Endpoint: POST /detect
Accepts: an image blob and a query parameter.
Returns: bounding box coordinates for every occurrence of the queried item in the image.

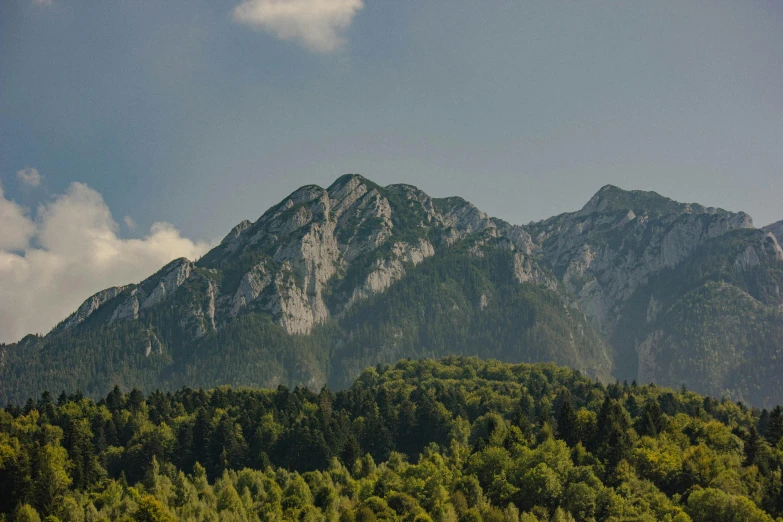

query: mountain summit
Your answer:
[2,176,782,406]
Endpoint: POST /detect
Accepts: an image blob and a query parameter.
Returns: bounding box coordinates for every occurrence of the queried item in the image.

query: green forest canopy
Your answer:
[2,356,783,521]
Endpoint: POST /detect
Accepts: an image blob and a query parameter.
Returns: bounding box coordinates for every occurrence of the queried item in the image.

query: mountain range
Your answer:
[1,174,782,406]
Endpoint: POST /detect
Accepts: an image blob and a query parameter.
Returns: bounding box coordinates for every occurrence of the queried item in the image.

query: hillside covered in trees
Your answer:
[2,357,783,521]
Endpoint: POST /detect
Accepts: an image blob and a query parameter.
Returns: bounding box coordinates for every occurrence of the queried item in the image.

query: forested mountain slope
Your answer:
[1,175,781,406]
[2,358,783,521]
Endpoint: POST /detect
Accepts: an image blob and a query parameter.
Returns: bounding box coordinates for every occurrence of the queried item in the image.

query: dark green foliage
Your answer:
[1,357,782,520]
[766,406,783,446]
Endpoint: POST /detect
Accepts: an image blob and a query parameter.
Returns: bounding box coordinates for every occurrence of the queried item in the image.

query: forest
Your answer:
[1,356,782,521]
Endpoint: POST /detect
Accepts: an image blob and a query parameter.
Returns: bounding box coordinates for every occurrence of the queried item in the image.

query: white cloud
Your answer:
[0,182,213,344]
[16,167,42,187]
[0,183,36,251]
[232,0,363,53]
[124,215,136,229]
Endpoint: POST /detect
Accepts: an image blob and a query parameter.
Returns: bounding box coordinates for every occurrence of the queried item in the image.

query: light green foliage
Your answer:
[687,488,774,522]
[0,357,781,521]
[14,505,42,522]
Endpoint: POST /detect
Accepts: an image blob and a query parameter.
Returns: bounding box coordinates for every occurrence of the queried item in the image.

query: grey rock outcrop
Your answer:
[531,187,754,336]
[347,239,435,308]
[57,285,130,331]
[109,258,194,323]
[763,220,783,244]
[762,231,783,261]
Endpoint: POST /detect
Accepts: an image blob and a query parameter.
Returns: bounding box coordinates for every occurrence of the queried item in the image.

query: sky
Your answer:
[1,0,782,342]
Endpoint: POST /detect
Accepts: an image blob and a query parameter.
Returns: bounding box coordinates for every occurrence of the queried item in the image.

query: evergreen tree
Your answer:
[764,405,783,445]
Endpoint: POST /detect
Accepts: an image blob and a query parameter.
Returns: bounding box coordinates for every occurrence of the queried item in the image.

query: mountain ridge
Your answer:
[2,174,781,406]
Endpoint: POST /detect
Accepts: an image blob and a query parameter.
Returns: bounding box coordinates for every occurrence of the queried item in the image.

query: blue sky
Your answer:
[1,0,782,341]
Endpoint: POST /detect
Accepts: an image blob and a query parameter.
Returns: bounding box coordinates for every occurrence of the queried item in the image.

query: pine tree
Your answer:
[765,405,783,445]
[32,444,72,516]
[557,400,578,446]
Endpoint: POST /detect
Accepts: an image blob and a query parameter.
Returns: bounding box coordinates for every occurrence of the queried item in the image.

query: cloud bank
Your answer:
[0,181,212,344]
[232,0,363,53]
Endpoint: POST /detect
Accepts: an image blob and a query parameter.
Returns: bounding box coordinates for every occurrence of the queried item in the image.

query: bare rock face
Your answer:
[268,265,318,335]
[763,220,783,245]
[182,175,534,335]
[734,245,761,271]
[646,296,662,324]
[230,264,271,316]
[141,259,193,310]
[513,251,557,291]
[506,226,535,255]
[57,285,130,331]
[762,231,783,261]
[108,258,194,323]
[111,289,140,321]
[220,220,252,256]
[347,239,436,308]
[143,330,163,357]
[532,187,755,337]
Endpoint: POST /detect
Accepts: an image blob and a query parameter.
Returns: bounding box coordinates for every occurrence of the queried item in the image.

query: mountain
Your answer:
[1,175,782,406]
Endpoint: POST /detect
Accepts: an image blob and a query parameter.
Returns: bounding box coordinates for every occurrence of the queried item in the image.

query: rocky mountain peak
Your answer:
[54,176,767,342]
[5,175,783,407]
[578,184,708,219]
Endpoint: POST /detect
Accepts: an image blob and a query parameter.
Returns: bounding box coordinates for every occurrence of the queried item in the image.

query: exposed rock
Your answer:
[63,179,761,343]
[437,198,497,244]
[144,330,162,357]
[111,289,140,321]
[533,197,754,337]
[58,285,129,331]
[762,232,783,261]
[347,239,435,308]
[219,219,251,255]
[763,220,783,244]
[734,245,761,271]
[230,263,272,316]
[513,251,557,291]
[140,259,192,310]
[506,226,535,255]
[268,265,317,335]
[330,174,370,219]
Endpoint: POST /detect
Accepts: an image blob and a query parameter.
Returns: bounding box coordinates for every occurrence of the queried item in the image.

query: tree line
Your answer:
[2,356,783,521]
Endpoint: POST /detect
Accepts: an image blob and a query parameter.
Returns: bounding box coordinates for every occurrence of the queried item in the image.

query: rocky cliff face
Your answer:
[52,176,782,352]
[4,175,782,406]
[763,220,783,246]
[59,175,545,338]
[530,185,757,337]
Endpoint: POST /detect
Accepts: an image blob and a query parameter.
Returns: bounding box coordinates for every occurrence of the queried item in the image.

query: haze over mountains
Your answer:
[2,174,781,406]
